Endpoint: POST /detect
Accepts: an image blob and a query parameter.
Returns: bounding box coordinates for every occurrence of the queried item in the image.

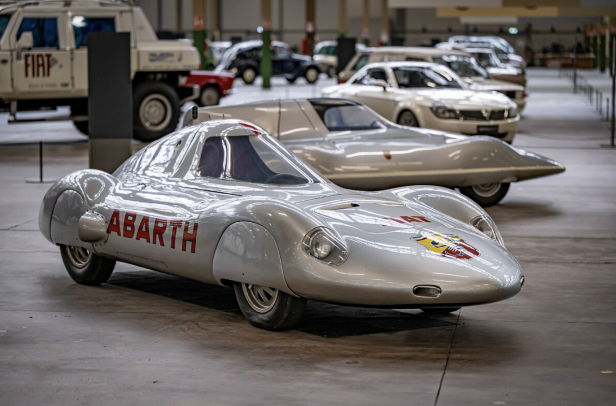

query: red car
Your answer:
[185,70,235,106]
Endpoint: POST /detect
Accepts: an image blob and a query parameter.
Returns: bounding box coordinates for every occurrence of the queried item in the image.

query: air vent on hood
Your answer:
[319,203,360,211]
[413,285,442,298]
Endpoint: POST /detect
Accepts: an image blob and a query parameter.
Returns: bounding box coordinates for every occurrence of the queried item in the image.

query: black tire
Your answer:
[241,67,257,84]
[459,182,510,207]
[234,282,307,331]
[133,82,180,142]
[305,67,319,84]
[286,77,297,84]
[60,245,116,286]
[74,121,89,135]
[397,110,419,127]
[197,85,221,107]
[421,307,461,315]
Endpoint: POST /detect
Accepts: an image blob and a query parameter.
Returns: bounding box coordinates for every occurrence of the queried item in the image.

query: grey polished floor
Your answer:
[1,69,615,405]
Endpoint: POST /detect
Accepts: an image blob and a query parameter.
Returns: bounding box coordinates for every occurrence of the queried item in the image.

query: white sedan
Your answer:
[322,62,519,143]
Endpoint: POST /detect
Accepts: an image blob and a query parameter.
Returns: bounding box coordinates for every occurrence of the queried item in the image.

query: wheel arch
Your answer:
[211,221,298,297]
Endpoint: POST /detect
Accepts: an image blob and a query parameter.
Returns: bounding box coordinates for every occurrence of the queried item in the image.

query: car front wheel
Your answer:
[305,67,319,84]
[241,67,257,84]
[60,245,116,285]
[459,182,510,207]
[234,282,307,331]
[198,85,221,106]
[397,110,419,127]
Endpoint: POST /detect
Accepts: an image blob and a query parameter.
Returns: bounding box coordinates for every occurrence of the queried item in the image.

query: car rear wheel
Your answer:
[305,67,319,84]
[60,245,116,286]
[421,307,461,315]
[234,282,307,331]
[397,110,419,127]
[242,67,257,84]
[460,182,510,207]
[198,85,221,106]
[133,82,180,142]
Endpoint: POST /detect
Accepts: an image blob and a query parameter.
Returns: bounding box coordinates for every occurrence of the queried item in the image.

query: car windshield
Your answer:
[197,134,321,185]
[472,51,500,68]
[351,54,370,71]
[432,55,488,79]
[315,44,336,55]
[0,15,11,42]
[312,103,386,132]
[392,66,466,89]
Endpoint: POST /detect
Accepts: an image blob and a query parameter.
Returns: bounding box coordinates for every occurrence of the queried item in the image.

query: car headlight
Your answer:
[506,104,518,119]
[431,102,460,119]
[470,215,505,247]
[302,227,348,266]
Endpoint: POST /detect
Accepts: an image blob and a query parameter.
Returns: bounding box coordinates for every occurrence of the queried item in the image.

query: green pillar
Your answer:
[261,0,272,89]
[592,35,598,69]
[193,0,206,69]
[599,27,606,72]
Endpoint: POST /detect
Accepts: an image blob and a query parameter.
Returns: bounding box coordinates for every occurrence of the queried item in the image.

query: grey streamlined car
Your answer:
[182,99,564,207]
[39,120,524,331]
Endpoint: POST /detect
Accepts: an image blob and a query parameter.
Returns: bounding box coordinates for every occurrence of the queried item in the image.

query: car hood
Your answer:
[411,88,514,110]
[467,78,524,92]
[295,194,524,304]
[487,66,523,76]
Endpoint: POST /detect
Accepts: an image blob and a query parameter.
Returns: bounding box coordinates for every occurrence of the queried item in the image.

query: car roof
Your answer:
[360,46,469,57]
[464,47,496,54]
[1,0,130,13]
[360,61,440,69]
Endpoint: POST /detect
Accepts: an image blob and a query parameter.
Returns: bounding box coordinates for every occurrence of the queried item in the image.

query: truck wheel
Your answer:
[60,245,116,286]
[133,82,180,142]
[459,183,510,207]
[241,67,257,84]
[234,282,307,331]
[198,85,221,106]
[305,67,319,84]
[74,121,89,136]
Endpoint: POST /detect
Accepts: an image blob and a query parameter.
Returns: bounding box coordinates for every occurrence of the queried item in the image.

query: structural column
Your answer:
[600,21,606,73]
[177,0,183,35]
[338,0,346,38]
[362,0,370,46]
[305,0,315,56]
[261,0,272,89]
[211,0,220,41]
[380,0,388,46]
[193,0,206,69]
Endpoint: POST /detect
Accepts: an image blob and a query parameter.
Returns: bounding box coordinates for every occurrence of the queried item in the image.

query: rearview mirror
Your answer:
[370,79,388,90]
[16,32,33,50]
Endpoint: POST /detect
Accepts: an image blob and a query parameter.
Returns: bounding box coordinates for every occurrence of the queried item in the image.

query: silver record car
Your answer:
[39,120,524,331]
[182,99,565,207]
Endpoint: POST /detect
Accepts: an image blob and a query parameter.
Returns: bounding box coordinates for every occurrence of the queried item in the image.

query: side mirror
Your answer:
[370,79,388,90]
[16,32,33,50]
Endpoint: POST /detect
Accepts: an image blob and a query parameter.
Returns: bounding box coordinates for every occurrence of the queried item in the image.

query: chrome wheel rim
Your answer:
[243,69,256,83]
[306,68,318,82]
[472,183,502,198]
[200,88,219,106]
[242,283,279,313]
[398,112,417,127]
[66,246,92,268]
[139,93,172,131]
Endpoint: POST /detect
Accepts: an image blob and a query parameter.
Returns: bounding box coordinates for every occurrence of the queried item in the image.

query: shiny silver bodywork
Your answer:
[183,100,564,191]
[40,120,524,308]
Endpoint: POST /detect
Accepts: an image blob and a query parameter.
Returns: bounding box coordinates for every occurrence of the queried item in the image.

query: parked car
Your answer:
[428,52,526,111]
[39,119,525,331]
[447,36,526,71]
[325,62,520,143]
[338,47,525,110]
[215,40,320,84]
[205,40,232,69]
[182,100,565,206]
[185,70,235,106]
[313,40,366,78]
[0,0,200,141]
[462,47,527,87]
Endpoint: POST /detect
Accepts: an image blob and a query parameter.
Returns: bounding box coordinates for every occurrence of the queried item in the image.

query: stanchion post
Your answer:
[26,141,56,184]
[611,39,615,146]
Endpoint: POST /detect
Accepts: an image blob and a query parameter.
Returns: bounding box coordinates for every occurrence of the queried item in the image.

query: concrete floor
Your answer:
[1,69,615,405]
